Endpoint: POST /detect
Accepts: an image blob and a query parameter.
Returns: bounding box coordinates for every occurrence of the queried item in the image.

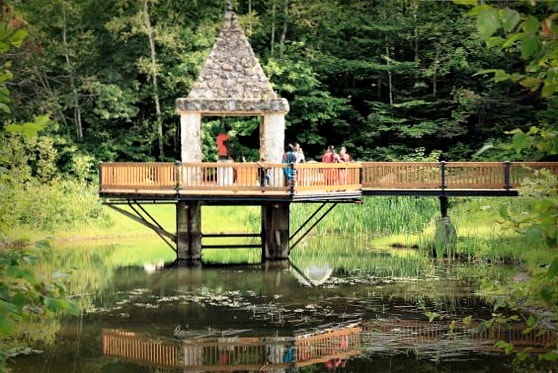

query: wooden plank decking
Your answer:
[99,161,558,201]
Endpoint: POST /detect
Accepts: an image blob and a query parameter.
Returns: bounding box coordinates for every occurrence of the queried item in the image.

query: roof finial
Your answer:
[225,0,233,13]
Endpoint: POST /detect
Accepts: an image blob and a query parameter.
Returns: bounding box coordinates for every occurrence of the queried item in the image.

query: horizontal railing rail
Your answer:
[99,161,363,195]
[99,161,558,196]
[361,161,558,191]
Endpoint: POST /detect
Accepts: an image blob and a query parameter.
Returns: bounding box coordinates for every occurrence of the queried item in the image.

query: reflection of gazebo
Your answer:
[292,264,334,286]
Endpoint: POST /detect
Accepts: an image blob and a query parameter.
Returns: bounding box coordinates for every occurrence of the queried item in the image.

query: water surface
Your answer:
[8,244,555,373]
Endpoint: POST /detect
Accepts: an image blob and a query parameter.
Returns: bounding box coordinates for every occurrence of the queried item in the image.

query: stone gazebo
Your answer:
[175,8,290,262]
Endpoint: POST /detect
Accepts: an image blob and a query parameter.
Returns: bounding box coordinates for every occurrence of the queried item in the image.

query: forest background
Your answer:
[1,0,556,173]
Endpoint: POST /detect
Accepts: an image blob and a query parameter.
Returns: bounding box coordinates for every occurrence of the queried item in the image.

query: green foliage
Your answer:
[460,1,558,98]
[0,17,27,114]
[0,242,78,371]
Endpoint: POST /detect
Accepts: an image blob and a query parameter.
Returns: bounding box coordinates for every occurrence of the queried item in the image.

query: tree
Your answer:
[456,0,558,362]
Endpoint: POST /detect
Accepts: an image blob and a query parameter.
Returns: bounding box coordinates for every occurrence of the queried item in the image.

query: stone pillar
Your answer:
[180,112,202,162]
[176,201,202,262]
[260,114,285,163]
[180,113,202,186]
[261,203,290,260]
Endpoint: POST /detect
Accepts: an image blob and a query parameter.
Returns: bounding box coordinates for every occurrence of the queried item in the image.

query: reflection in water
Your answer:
[291,263,334,287]
[9,250,557,372]
[102,318,555,372]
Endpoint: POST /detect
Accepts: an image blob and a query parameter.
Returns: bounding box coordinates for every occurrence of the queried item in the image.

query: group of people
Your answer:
[282,143,351,165]
[321,145,350,163]
[277,143,352,187]
[257,143,352,187]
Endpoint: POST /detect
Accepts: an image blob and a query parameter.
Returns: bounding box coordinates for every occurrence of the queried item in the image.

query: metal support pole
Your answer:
[98,161,103,193]
[439,196,449,218]
[440,161,446,192]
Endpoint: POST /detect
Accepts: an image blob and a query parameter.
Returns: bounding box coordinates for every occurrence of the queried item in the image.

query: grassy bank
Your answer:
[3,181,551,268]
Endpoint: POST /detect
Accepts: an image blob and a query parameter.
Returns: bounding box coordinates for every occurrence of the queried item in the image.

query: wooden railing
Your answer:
[361,161,558,190]
[99,161,558,196]
[99,161,361,195]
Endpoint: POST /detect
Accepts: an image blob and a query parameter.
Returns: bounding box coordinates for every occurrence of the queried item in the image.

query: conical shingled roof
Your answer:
[176,11,288,115]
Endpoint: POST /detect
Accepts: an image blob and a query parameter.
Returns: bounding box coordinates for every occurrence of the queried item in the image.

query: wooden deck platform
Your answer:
[99,161,558,202]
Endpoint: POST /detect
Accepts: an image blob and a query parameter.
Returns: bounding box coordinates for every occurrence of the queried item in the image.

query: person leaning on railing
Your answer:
[257,158,270,187]
[282,144,297,186]
[338,146,350,185]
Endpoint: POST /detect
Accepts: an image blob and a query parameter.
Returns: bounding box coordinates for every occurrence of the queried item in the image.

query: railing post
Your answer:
[289,162,296,195]
[440,161,446,192]
[359,163,363,188]
[175,160,181,193]
[503,160,511,191]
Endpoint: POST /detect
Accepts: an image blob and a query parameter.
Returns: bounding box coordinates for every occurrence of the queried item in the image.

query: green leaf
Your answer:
[424,311,441,322]
[541,81,558,98]
[502,32,524,48]
[539,351,558,361]
[453,0,478,5]
[494,341,514,354]
[522,15,540,35]
[501,8,520,32]
[520,36,539,59]
[546,257,558,278]
[9,29,28,47]
[511,131,530,153]
[519,76,542,91]
[477,7,501,39]
[6,266,38,285]
[539,288,553,303]
[43,297,78,316]
[0,316,14,337]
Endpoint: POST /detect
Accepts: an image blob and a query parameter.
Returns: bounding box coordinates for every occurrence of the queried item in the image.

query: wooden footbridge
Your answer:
[99,161,557,261]
[98,3,558,262]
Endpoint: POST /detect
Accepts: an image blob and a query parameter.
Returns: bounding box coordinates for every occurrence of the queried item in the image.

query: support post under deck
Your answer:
[176,201,201,262]
[261,203,290,260]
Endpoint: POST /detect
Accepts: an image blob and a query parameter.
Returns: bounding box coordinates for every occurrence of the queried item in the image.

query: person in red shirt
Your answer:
[216,133,230,160]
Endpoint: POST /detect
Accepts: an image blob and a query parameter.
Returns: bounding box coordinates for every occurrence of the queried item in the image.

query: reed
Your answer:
[290,196,438,236]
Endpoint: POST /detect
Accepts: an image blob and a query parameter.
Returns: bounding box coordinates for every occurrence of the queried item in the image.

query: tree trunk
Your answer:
[62,4,83,140]
[279,0,288,57]
[270,0,276,55]
[143,0,164,160]
[386,43,393,106]
[433,50,439,98]
[412,0,419,62]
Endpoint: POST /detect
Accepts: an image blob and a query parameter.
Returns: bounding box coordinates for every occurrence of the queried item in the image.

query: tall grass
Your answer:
[291,196,438,236]
[5,178,544,267]
[1,179,109,241]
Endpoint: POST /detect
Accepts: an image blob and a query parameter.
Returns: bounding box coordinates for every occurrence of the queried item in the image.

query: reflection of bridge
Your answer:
[102,325,362,371]
[98,161,558,262]
[102,319,556,371]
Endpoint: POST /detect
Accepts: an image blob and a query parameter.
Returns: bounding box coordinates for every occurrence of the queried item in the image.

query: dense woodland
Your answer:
[0,0,556,178]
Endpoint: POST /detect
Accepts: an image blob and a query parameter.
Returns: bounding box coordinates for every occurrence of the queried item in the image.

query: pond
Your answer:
[8,240,556,373]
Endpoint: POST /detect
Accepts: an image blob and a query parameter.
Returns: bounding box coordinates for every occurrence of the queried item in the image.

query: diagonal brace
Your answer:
[106,203,177,252]
[289,203,337,252]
